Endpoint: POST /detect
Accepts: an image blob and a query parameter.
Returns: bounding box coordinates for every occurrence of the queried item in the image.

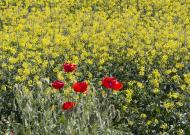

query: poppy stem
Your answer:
[107,89,112,97]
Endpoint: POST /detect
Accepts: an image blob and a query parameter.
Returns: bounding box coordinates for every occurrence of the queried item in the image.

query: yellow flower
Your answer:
[176,102,183,107]
[86,59,93,65]
[163,101,174,111]
[140,113,147,119]
[184,73,190,84]
[160,123,168,130]
[146,120,152,126]
[53,68,59,73]
[2,63,7,68]
[152,69,161,79]
[168,92,180,99]
[137,82,144,89]
[122,105,127,111]
[9,57,18,64]
[175,63,184,69]
[139,66,145,76]
[151,79,159,88]
[161,55,168,64]
[15,76,22,82]
[164,69,172,75]
[34,75,40,81]
[153,88,160,94]
[128,120,134,126]
[125,89,133,103]
[57,72,64,80]
[8,65,14,70]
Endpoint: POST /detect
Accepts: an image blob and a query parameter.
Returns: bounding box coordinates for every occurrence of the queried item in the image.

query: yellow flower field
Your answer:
[0,0,190,134]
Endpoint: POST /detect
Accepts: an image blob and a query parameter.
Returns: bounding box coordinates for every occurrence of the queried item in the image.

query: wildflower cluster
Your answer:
[51,62,123,111]
[1,0,190,134]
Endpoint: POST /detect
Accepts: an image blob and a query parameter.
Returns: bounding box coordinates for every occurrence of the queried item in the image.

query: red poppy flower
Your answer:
[51,80,65,90]
[62,102,76,110]
[102,76,123,91]
[102,77,117,89]
[63,63,77,72]
[72,82,88,93]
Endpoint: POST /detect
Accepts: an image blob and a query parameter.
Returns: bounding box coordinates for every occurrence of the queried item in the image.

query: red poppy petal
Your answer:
[63,63,77,72]
[73,82,88,93]
[102,77,117,89]
[62,102,76,110]
[112,81,123,91]
[52,80,64,89]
